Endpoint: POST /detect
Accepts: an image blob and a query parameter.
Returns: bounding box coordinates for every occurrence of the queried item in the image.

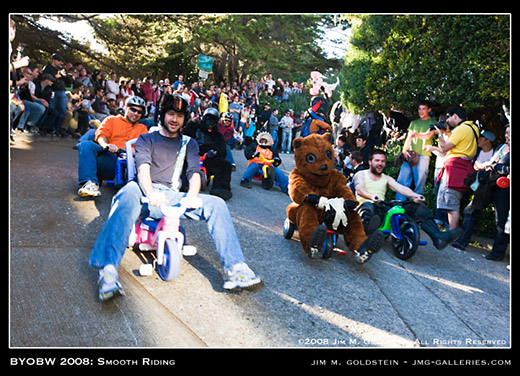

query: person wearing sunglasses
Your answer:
[90,94,263,300]
[77,95,149,198]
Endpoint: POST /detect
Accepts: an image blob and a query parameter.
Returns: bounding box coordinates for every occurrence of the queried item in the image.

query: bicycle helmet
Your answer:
[160,94,190,126]
[125,95,147,116]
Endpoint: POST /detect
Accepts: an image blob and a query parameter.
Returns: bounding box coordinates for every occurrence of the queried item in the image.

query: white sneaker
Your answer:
[98,264,124,301]
[223,262,264,291]
[78,180,101,197]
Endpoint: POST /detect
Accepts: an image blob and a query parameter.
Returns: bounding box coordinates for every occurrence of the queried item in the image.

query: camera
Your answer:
[15,43,31,64]
[429,120,447,131]
[16,43,29,56]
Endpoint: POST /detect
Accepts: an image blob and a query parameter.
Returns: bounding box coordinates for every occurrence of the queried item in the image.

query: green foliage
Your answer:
[258,91,311,117]
[341,15,510,119]
[184,14,342,83]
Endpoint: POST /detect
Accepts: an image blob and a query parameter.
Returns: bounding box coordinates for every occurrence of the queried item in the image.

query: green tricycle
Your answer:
[283,199,426,262]
[376,199,427,260]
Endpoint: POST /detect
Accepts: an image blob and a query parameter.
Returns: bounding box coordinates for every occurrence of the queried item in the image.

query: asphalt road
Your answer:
[10,135,510,351]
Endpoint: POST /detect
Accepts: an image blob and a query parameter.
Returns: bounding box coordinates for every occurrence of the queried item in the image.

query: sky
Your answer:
[37,16,108,54]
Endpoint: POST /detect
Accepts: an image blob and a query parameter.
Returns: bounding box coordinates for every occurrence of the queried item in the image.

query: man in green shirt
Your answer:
[395,100,436,201]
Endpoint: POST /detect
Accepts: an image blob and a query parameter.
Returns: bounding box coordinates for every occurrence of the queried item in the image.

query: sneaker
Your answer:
[354,230,384,264]
[98,264,124,301]
[78,180,101,197]
[240,179,252,188]
[223,262,264,291]
[452,241,465,251]
[308,224,327,259]
[484,253,504,261]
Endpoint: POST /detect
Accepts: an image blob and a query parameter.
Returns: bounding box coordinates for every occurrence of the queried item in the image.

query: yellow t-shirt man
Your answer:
[446,121,479,160]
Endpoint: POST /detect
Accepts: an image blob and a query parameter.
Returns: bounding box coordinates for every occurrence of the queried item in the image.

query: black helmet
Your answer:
[160,94,190,126]
[202,107,220,129]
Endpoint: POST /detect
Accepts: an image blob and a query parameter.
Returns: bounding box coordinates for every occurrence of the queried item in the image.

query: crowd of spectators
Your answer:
[10,18,510,263]
[10,50,307,148]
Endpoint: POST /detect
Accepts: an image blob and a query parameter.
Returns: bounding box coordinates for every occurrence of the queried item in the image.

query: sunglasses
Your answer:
[128,107,144,115]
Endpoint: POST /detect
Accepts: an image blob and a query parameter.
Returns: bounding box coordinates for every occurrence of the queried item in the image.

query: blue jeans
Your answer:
[18,100,46,129]
[48,90,68,131]
[281,129,292,153]
[89,181,246,270]
[270,129,279,150]
[77,140,118,184]
[395,155,430,201]
[241,162,288,193]
[225,144,235,165]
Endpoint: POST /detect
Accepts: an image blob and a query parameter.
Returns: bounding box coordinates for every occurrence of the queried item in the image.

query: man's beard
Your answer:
[370,165,383,175]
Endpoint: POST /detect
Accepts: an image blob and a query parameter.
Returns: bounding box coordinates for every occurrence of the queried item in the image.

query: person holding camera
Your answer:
[409,114,451,230]
[395,100,437,201]
[433,106,479,231]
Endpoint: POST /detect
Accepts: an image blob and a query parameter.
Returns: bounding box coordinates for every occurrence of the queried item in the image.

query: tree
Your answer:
[12,14,342,84]
[341,15,510,137]
[10,14,116,72]
[169,14,342,83]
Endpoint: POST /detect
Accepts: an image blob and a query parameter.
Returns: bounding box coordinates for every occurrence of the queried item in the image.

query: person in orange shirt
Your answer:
[77,96,148,197]
[239,132,288,193]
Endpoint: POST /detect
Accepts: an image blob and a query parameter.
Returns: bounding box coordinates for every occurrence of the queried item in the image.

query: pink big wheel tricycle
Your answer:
[128,198,197,281]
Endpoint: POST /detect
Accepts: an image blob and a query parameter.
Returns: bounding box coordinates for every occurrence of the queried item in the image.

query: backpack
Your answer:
[301,111,325,137]
[300,117,313,137]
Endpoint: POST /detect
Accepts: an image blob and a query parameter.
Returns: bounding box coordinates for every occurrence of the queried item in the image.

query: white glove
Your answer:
[320,197,348,230]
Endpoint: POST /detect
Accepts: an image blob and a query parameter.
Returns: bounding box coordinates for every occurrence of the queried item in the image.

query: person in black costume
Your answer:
[183,108,233,201]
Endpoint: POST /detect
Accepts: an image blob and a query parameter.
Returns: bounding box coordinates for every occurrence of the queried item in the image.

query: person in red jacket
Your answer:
[140,76,155,109]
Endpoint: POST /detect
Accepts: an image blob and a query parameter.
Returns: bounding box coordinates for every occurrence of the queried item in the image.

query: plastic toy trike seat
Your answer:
[128,199,197,281]
[104,138,138,188]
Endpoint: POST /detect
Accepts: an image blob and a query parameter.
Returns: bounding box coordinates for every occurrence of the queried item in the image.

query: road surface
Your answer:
[10,135,510,352]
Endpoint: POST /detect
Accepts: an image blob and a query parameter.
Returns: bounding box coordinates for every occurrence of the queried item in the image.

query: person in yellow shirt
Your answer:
[77,96,148,197]
[433,106,479,230]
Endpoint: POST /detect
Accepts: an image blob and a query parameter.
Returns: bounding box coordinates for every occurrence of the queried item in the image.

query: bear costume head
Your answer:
[292,133,335,188]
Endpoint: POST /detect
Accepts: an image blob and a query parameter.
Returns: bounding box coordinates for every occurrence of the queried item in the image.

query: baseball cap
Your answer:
[480,130,496,142]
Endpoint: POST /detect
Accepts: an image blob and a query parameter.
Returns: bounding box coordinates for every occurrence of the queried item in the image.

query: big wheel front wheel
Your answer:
[158,238,182,281]
[391,216,420,260]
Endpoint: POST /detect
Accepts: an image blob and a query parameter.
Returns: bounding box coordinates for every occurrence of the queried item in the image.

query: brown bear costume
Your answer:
[286,133,383,262]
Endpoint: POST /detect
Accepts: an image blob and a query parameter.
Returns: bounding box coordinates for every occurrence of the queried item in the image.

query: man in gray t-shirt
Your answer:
[134,131,200,191]
[89,94,263,301]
